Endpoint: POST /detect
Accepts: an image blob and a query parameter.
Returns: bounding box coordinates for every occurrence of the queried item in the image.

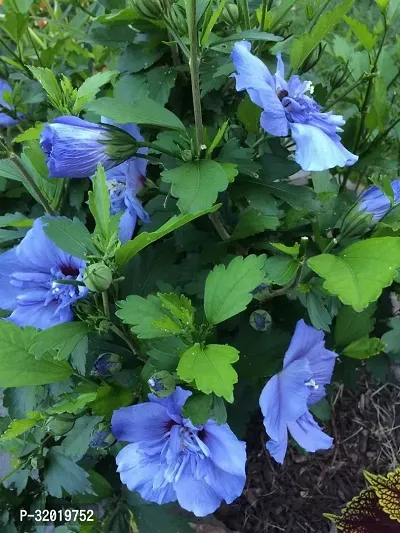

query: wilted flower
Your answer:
[103,122,150,243]
[260,319,337,464]
[0,217,88,329]
[40,116,139,178]
[231,41,358,172]
[112,386,246,517]
[0,80,21,127]
[358,180,400,222]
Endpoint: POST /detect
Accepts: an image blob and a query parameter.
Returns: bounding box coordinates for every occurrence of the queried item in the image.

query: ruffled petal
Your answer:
[116,443,176,504]
[266,430,288,464]
[174,473,221,517]
[290,123,358,172]
[111,403,170,443]
[260,108,289,137]
[203,421,246,477]
[287,410,333,453]
[260,359,311,442]
[0,249,21,310]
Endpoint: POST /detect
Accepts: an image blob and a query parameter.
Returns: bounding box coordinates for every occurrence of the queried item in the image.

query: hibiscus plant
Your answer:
[0,0,399,531]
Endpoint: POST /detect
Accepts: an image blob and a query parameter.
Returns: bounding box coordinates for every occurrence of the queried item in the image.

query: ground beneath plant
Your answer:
[212,378,400,533]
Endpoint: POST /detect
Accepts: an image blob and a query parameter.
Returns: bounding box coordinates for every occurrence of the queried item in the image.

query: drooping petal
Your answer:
[203,421,246,477]
[0,249,21,310]
[111,403,170,443]
[231,41,275,108]
[266,430,288,465]
[116,443,176,504]
[290,122,359,172]
[203,461,246,504]
[174,472,222,517]
[358,185,392,222]
[287,410,333,453]
[260,359,311,442]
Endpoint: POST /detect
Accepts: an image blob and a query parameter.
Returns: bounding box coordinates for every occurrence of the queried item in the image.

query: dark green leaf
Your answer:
[334,304,376,346]
[182,393,213,425]
[43,217,97,260]
[30,322,89,361]
[44,448,94,498]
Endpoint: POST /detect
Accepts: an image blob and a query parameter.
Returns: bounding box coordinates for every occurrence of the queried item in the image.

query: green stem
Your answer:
[10,154,56,216]
[353,14,387,154]
[102,291,110,319]
[110,324,146,362]
[138,141,180,160]
[209,211,230,240]
[241,0,251,30]
[323,75,370,111]
[359,115,400,160]
[307,0,332,33]
[259,0,268,32]
[186,0,204,154]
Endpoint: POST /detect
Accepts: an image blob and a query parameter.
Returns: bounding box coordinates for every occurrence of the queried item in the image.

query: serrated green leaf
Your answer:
[115,205,220,266]
[344,16,377,51]
[157,293,195,326]
[44,448,94,498]
[60,416,103,461]
[48,393,98,414]
[259,180,320,211]
[343,337,386,359]
[12,124,43,143]
[148,337,187,371]
[73,71,119,113]
[306,290,332,332]
[146,67,177,107]
[91,383,132,417]
[161,160,229,214]
[89,163,111,242]
[30,322,89,361]
[127,493,192,533]
[86,97,185,131]
[308,238,400,311]
[0,416,41,441]
[29,66,62,108]
[43,217,97,260]
[182,393,213,425]
[178,343,239,402]
[264,255,299,285]
[334,304,376,346]
[0,322,73,387]
[117,295,177,338]
[290,0,354,70]
[204,254,266,324]
[232,208,280,239]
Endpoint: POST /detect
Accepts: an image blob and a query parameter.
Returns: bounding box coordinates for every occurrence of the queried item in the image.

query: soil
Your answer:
[216,379,400,533]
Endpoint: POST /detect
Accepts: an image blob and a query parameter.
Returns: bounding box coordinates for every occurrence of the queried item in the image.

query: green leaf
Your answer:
[12,124,43,143]
[157,293,195,327]
[0,159,26,182]
[30,322,90,361]
[29,66,62,108]
[0,12,28,43]
[147,67,177,107]
[271,242,300,257]
[0,416,41,441]
[372,75,387,132]
[89,164,111,242]
[309,398,331,422]
[334,304,376,346]
[60,416,103,461]
[115,205,220,266]
[210,395,227,424]
[177,343,239,402]
[44,448,94,498]
[308,238,400,311]
[48,393,97,414]
[73,71,119,113]
[3,0,32,13]
[73,470,113,504]
[344,15,377,51]
[0,322,73,387]
[91,383,132,417]
[306,290,332,332]
[381,318,400,358]
[264,255,299,285]
[161,160,229,214]
[86,97,185,131]
[204,254,266,325]
[127,494,192,533]
[232,208,280,239]
[43,217,97,260]
[259,180,320,211]
[148,337,187,371]
[182,393,213,425]
[343,337,386,359]
[290,0,355,70]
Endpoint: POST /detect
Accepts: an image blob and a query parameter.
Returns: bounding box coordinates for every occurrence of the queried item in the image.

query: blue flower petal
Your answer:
[203,421,246,477]
[260,109,289,137]
[8,300,70,329]
[204,461,246,504]
[359,185,392,222]
[283,319,325,367]
[118,210,137,244]
[287,411,333,453]
[290,123,359,171]
[265,431,288,465]
[0,249,21,311]
[174,472,221,517]
[112,402,170,443]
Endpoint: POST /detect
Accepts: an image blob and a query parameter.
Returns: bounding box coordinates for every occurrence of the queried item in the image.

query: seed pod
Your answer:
[83,263,113,293]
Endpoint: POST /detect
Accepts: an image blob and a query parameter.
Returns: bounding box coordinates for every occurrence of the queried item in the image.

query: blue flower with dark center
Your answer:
[0,79,21,127]
[231,41,358,172]
[112,387,246,517]
[259,319,337,464]
[0,217,88,329]
[358,180,400,222]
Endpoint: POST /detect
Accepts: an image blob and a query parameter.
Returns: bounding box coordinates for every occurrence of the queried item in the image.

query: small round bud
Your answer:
[250,310,272,331]
[133,0,163,19]
[221,3,240,26]
[83,263,113,292]
[91,352,122,377]
[148,371,176,398]
[46,414,75,436]
[90,423,115,448]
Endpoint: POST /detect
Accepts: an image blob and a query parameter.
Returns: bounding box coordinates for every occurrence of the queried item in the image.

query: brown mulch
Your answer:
[217,381,400,533]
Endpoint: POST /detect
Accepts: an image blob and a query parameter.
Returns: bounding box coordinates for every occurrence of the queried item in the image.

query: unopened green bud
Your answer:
[330,64,350,90]
[46,414,75,436]
[83,263,113,292]
[166,4,188,36]
[340,205,374,239]
[133,0,163,19]
[148,371,176,398]
[91,352,122,377]
[300,43,323,74]
[102,125,139,165]
[221,3,240,26]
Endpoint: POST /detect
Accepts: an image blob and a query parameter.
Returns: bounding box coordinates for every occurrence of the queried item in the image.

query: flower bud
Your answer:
[221,3,240,26]
[330,64,350,91]
[91,352,122,377]
[166,4,188,36]
[133,0,163,19]
[148,371,176,398]
[250,310,272,331]
[300,43,323,74]
[83,263,113,292]
[340,205,374,239]
[46,414,75,436]
[90,423,115,448]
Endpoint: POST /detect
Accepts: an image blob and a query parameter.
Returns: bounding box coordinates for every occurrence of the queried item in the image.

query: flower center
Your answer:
[277,88,289,101]
[305,378,319,390]
[60,264,79,277]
